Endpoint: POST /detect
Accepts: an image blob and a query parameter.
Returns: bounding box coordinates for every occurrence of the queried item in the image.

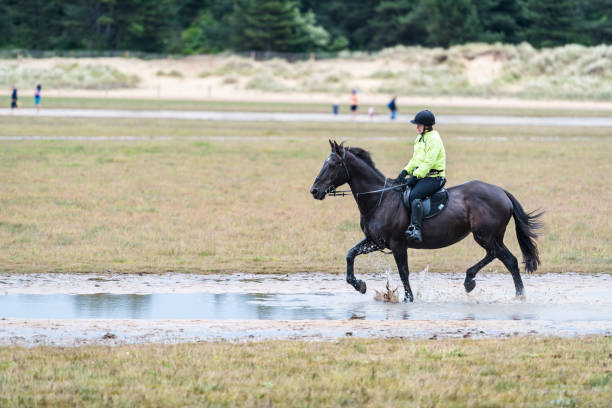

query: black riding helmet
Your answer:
[410,110,435,126]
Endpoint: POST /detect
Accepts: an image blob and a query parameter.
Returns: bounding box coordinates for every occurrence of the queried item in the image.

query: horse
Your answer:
[310,140,543,302]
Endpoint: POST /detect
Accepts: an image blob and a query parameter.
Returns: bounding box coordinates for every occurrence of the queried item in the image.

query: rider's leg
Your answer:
[407,199,424,243]
[405,177,444,242]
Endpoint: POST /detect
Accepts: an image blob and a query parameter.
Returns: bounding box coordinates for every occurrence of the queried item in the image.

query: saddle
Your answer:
[402,182,449,219]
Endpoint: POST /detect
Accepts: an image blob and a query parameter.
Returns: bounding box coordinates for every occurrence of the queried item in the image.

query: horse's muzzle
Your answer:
[310,187,326,200]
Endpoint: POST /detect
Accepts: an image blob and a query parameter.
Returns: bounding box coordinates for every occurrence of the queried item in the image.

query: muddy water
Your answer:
[1,272,611,346]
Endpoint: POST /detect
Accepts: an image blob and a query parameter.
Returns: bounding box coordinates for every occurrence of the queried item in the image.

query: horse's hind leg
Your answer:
[496,244,524,297]
[346,238,379,294]
[464,233,497,293]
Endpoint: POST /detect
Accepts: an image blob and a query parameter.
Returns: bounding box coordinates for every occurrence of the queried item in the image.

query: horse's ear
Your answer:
[339,140,348,155]
[329,139,334,151]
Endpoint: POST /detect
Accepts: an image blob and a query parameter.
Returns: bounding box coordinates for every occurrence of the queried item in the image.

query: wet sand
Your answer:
[2,318,610,347]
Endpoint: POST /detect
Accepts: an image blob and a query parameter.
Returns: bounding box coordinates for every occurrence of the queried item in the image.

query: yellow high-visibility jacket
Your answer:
[403,130,446,178]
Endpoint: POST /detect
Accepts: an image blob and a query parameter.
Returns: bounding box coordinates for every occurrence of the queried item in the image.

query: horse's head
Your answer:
[310,140,350,200]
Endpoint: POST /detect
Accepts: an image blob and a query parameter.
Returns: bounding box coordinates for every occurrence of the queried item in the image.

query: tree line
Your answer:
[0,0,610,54]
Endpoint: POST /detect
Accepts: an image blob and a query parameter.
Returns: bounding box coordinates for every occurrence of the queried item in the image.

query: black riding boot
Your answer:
[405,199,423,243]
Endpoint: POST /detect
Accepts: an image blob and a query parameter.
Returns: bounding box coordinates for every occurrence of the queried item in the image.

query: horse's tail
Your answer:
[504,190,543,273]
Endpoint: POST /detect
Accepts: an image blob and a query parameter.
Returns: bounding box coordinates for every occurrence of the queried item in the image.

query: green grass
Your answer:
[1,95,611,117]
[0,337,610,407]
[0,117,610,274]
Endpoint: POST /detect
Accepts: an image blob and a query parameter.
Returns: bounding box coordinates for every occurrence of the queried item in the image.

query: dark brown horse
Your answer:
[310,141,542,302]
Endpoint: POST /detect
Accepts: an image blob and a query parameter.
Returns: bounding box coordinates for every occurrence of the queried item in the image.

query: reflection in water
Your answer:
[73,294,152,319]
[0,292,611,322]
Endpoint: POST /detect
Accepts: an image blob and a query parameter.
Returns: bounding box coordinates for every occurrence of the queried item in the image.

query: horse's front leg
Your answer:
[346,238,379,294]
[391,245,414,302]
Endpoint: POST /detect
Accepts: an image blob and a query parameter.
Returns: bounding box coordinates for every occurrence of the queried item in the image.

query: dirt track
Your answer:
[2,108,612,126]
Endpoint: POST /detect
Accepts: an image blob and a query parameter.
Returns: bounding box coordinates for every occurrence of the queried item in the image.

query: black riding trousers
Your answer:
[409,177,446,202]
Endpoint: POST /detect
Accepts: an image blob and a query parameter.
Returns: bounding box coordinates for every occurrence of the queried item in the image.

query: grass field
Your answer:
[0,116,610,274]
[0,337,610,406]
[2,95,612,117]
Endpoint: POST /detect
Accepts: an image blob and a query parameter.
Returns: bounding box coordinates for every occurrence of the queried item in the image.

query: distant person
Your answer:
[332,101,339,115]
[387,96,397,120]
[350,89,358,119]
[10,86,18,112]
[34,84,41,112]
[368,106,374,121]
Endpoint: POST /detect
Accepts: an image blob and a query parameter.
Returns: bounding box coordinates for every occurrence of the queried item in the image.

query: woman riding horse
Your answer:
[394,110,446,243]
[310,140,542,302]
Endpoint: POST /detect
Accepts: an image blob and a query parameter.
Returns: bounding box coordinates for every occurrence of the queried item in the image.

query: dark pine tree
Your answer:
[0,0,13,48]
[112,0,178,52]
[369,0,428,48]
[61,0,120,49]
[300,0,379,50]
[230,0,310,52]
[580,0,612,45]
[472,0,525,43]
[422,0,481,47]
[8,0,65,49]
[523,0,580,47]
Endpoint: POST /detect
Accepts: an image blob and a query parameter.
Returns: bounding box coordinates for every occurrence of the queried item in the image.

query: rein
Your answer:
[326,149,404,204]
[327,182,402,198]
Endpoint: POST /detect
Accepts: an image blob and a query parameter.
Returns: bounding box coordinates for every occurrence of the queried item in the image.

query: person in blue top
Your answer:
[394,110,446,243]
[387,96,397,120]
[10,86,18,111]
[34,84,41,112]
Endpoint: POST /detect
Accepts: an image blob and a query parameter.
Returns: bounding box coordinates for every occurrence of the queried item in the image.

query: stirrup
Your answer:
[405,225,422,242]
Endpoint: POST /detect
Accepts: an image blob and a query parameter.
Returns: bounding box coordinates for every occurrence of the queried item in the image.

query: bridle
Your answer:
[326,148,405,207]
[323,147,399,254]
[326,148,352,197]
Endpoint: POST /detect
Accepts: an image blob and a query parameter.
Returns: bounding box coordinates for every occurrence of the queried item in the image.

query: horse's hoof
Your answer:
[464,280,476,293]
[357,280,367,294]
[403,295,414,303]
[515,289,526,300]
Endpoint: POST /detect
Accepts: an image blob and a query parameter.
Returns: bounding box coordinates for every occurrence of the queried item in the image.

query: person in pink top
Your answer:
[350,89,358,119]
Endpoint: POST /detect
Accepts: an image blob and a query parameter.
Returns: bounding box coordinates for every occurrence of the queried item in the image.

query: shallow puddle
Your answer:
[1,291,611,322]
[1,272,611,346]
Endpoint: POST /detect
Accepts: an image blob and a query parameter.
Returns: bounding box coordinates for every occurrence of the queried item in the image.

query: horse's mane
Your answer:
[346,146,385,178]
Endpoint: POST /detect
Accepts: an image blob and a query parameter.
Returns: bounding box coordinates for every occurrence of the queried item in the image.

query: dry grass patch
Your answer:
[0,337,610,407]
[0,119,610,274]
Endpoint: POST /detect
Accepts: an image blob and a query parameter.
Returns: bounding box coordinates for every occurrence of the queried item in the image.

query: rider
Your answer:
[394,110,446,243]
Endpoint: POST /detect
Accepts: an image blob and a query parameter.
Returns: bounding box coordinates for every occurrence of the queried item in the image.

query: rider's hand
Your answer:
[395,170,408,183]
[406,175,418,187]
